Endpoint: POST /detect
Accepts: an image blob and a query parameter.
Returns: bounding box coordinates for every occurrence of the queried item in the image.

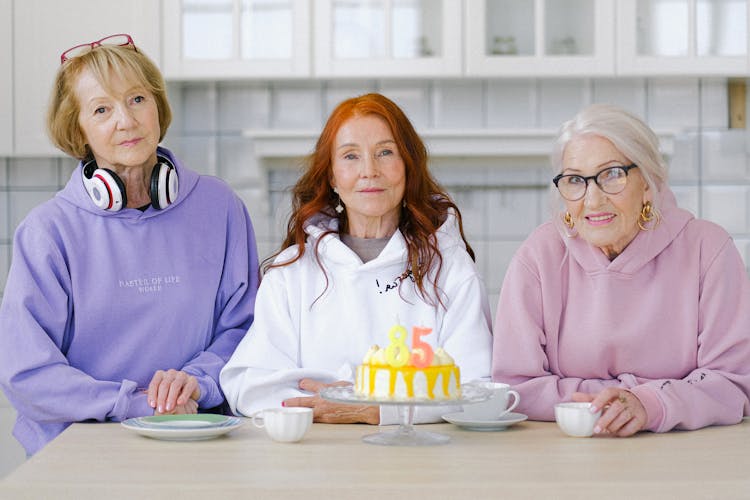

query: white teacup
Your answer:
[251,407,313,443]
[554,402,602,437]
[462,382,520,421]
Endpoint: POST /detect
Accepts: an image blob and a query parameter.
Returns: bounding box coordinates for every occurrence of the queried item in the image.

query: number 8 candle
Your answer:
[385,324,410,367]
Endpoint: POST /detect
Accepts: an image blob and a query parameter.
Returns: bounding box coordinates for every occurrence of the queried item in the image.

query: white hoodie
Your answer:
[221,211,492,424]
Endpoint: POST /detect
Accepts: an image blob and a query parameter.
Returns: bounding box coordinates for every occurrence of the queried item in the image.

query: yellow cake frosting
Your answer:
[354,344,461,400]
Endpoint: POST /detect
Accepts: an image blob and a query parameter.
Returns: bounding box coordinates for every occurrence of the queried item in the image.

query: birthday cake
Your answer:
[354,325,461,401]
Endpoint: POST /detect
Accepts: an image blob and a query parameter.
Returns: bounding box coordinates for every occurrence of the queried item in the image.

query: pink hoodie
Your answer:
[492,188,750,432]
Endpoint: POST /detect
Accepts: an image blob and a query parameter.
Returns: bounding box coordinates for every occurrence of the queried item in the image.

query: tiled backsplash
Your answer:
[1,78,749,315]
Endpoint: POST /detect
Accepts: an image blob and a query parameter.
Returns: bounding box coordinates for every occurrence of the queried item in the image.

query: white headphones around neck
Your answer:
[81,155,179,211]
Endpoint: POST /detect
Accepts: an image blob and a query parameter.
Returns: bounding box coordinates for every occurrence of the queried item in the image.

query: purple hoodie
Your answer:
[0,147,259,455]
[492,188,750,432]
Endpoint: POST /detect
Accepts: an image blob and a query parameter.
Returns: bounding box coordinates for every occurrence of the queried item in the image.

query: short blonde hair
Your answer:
[47,44,171,160]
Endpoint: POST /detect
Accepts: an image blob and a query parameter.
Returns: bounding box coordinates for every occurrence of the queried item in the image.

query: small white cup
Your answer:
[554,402,602,437]
[462,382,520,421]
[251,407,313,443]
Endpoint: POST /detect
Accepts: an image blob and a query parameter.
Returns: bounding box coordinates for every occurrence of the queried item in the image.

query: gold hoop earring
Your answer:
[638,201,659,231]
[562,211,577,238]
[563,211,574,229]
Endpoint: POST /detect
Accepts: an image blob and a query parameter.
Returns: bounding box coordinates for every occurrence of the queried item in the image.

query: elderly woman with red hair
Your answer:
[221,93,491,425]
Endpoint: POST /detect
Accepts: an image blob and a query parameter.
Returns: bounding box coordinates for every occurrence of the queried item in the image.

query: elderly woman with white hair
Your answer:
[492,103,750,437]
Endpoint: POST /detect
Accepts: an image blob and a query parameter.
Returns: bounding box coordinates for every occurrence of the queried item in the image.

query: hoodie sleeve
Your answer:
[438,270,493,384]
[629,238,750,432]
[180,196,260,409]
[0,223,153,427]
[492,254,623,421]
[220,267,339,416]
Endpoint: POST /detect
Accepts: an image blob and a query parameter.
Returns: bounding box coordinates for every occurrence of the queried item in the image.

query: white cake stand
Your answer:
[320,384,491,446]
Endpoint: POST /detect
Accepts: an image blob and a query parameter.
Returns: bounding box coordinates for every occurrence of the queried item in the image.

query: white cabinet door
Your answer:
[617,0,749,76]
[313,0,462,78]
[0,0,11,156]
[465,0,616,77]
[13,0,160,156]
[162,0,311,80]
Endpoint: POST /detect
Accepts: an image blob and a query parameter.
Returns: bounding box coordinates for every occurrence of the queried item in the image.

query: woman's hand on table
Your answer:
[283,378,380,425]
[147,369,201,414]
[573,389,647,437]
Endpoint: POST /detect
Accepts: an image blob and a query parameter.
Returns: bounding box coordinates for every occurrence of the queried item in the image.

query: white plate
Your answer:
[441,411,528,431]
[121,414,243,441]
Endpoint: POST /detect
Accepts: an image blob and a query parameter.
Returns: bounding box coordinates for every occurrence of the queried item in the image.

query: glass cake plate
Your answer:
[320,383,491,446]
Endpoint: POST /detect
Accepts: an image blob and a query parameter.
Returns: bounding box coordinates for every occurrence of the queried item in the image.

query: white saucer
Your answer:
[121,414,243,441]
[441,412,528,431]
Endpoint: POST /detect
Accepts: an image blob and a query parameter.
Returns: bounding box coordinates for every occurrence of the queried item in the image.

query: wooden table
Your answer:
[1,418,748,499]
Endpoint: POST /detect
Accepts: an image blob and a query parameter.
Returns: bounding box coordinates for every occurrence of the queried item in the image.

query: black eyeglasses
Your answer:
[60,33,137,65]
[553,164,639,201]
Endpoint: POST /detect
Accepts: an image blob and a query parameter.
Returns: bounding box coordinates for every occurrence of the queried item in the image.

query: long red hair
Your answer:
[264,93,474,307]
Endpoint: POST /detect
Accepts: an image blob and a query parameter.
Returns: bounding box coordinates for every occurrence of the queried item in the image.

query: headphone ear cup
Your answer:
[81,164,126,211]
[150,162,178,210]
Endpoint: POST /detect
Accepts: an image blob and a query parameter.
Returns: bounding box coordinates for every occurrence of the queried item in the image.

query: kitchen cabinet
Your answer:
[13,0,160,156]
[159,0,750,80]
[617,0,749,76]
[162,0,311,80]
[313,0,462,78]
[464,0,616,77]
[0,0,11,156]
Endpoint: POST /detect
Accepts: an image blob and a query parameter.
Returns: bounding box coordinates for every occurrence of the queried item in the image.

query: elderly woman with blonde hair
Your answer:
[0,34,259,455]
[492,103,750,437]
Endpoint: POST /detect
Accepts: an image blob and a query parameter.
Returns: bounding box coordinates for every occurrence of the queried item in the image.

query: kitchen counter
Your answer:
[1,418,748,499]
